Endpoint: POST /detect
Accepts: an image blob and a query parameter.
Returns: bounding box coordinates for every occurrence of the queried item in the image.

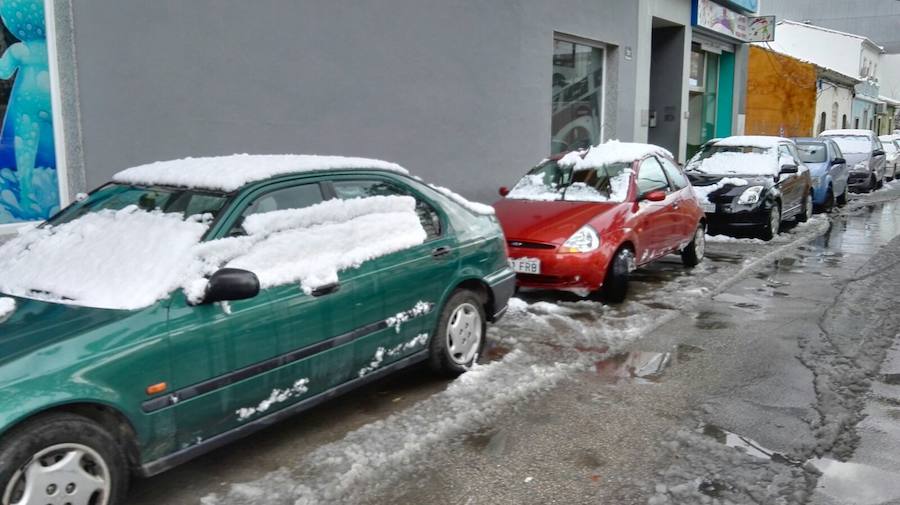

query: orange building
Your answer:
[745,46,817,137]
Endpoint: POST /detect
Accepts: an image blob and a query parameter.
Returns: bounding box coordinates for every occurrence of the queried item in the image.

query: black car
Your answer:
[685,136,814,241]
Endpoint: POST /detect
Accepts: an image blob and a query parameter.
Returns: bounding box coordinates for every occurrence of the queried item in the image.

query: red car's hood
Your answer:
[493,198,620,244]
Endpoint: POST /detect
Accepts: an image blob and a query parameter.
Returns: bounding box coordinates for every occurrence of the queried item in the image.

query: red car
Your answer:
[494,142,706,302]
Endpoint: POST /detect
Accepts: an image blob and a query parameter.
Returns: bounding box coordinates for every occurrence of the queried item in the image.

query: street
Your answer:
[124,185,900,505]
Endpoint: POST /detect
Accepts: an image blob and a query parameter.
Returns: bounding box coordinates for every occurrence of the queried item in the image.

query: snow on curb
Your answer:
[201,350,582,505]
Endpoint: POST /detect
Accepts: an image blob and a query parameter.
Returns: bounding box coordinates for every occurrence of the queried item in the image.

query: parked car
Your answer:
[879,135,900,181]
[819,129,886,192]
[792,137,850,210]
[493,141,706,303]
[685,136,814,241]
[0,154,515,505]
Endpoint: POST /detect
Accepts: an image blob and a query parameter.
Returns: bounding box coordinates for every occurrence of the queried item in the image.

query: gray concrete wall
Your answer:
[648,25,687,157]
[760,0,900,53]
[68,0,644,204]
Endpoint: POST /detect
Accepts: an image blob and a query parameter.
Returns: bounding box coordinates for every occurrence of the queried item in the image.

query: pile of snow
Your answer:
[428,184,495,215]
[113,154,408,192]
[0,207,209,310]
[691,177,749,204]
[713,136,786,150]
[0,297,14,321]
[691,151,778,176]
[187,195,426,299]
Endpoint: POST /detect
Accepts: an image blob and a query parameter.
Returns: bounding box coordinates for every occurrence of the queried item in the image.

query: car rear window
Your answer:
[823,135,871,154]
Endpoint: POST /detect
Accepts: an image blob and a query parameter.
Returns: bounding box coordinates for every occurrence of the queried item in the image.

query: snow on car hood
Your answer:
[0,207,210,310]
[690,151,778,177]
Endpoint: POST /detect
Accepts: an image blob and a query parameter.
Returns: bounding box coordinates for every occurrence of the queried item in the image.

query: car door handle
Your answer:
[432,246,452,258]
[310,282,340,297]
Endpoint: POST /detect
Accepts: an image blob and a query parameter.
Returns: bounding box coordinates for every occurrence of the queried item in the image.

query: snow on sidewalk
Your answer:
[201,350,582,505]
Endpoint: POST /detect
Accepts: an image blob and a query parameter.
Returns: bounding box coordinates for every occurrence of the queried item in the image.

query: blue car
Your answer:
[793,137,849,210]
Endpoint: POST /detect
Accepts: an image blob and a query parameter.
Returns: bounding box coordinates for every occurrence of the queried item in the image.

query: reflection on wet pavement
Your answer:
[699,424,803,467]
[812,458,900,505]
[594,352,671,383]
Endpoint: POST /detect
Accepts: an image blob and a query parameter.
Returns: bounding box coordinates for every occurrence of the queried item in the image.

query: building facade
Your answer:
[745,46,816,137]
[0,0,750,233]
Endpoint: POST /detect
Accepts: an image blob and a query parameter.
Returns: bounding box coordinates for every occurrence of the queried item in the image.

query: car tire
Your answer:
[602,247,633,304]
[681,223,706,268]
[868,175,877,192]
[877,177,885,189]
[760,203,781,241]
[0,412,129,505]
[798,191,813,223]
[428,290,486,376]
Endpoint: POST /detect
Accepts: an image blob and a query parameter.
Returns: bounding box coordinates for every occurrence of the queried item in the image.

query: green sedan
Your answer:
[0,155,514,505]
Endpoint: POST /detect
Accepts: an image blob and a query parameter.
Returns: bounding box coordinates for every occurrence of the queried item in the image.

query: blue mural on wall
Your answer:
[0,0,58,224]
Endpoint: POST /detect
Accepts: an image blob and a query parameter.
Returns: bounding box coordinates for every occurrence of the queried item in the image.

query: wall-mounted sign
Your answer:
[746,16,775,42]
[693,0,748,41]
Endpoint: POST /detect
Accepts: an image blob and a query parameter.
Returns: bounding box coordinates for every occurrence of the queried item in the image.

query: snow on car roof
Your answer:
[561,140,672,170]
[820,129,874,137]
[713,136,789,149]
[113,154,409,192]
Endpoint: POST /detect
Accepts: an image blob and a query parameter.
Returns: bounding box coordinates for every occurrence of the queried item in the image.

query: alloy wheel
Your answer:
[2,443,110,505]
[770,206,781,236]
[694,227,706,261]
[805,193,813,220]
[445,302,483,366]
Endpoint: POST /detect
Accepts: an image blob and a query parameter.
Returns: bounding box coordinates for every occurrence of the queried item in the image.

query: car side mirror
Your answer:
[873,149,885,157]
[202,268,260,304]
[779,164,799,174]
[498,186,510,197]
[832,157,846,166]
[642,190,667,202]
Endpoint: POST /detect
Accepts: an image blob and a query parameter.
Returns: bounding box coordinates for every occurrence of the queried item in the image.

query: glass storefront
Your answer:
[688,45,719,158]
[550,39,604,154]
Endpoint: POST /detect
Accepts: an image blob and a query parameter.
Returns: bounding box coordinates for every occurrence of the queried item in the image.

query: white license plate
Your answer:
[702,202,716,213]
[509,258,541,274]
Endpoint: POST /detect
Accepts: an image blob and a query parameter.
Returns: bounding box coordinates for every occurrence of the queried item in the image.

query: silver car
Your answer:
[878,135,900,181]
[819,129,886,192]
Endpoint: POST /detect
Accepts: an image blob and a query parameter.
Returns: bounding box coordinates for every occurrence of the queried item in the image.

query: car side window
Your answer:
[228,183,325,236]
[332,179,442,241]
[636,157,670,195]
[830,141,844,160]
[657,157,688,190]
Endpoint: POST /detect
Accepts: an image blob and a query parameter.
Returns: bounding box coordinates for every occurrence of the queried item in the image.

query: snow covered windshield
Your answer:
[507,161,633,203]
[687,145,777,176]
[824,135,871,154]
[796,143,827,163]
[49,184,230,226]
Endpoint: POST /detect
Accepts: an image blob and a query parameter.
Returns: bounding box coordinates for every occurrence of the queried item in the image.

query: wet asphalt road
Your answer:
[131,184,900,505]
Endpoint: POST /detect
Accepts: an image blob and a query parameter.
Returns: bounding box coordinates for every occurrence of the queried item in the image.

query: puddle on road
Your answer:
[880,373,900,385]
[594,351,672,384]
[675,344,704,362]
[812,458,900,505]
[699,424,804,467]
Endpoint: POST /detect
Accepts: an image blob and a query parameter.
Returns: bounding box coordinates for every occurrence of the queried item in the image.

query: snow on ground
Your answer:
[0,207,209,309]
[202,350,582,505]
[113,154,408,192]
[0,297,14,321]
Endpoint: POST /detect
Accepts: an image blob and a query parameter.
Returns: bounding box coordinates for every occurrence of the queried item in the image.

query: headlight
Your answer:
[737,186,765,205]
[561,225,600,253]
[854,161,869,172]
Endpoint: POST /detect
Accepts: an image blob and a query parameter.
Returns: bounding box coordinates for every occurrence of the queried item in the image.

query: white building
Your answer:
[767,20,885,132]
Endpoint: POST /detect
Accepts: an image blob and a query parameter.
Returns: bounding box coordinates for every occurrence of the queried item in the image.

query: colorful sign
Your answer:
[0,0,59,224]
[746,16,776,42]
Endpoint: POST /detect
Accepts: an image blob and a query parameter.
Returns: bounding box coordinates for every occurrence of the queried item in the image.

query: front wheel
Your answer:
[760,204,781,241]
[681,223,706,268]
[602,248,634,304]
[798,191,813,223]
[428,290,486,376]
[0,413,128,505]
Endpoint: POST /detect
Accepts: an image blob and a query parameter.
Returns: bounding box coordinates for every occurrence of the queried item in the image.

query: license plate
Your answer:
[702,202,716,213]
[509,258,541,274]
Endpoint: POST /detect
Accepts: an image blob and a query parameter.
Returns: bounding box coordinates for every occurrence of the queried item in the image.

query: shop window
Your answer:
[0,0,60,225]
[551,37,605,154]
